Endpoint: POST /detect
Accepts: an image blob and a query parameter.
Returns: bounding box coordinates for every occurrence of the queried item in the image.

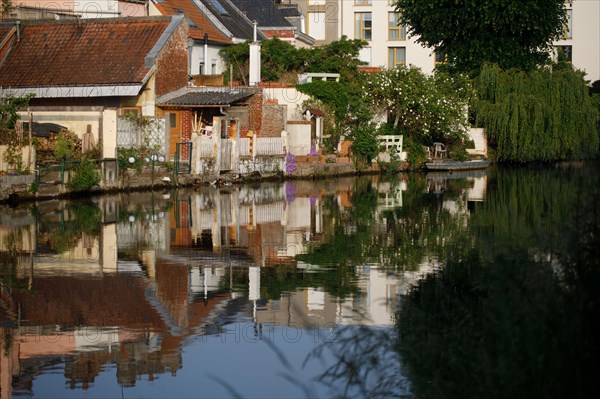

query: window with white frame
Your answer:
[355,0,372,5]
[388,47,406,67]
[308,11,326,40]
[388,12,406,40]
[355,12,372,40]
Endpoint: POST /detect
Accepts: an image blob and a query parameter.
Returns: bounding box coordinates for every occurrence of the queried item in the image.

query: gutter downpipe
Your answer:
[204,33,209,75]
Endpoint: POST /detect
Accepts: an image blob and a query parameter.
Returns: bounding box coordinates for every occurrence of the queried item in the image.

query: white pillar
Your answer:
[249,22,261,86]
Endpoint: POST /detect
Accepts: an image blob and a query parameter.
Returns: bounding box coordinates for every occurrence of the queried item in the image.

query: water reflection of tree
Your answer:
[295,175,473,283]
[37,201,103,254]
[397,164,600,399]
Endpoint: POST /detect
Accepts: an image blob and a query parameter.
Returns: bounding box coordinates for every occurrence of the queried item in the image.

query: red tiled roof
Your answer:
[0,17,173,88]
[155,0,231,44]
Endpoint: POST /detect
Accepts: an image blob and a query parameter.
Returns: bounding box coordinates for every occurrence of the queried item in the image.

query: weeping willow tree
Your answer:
[474,63,599,162]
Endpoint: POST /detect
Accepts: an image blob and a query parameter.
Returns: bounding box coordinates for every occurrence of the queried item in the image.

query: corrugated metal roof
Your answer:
[158,88,256,106]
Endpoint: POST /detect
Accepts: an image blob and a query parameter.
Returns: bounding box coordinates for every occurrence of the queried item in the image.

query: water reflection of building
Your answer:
[0,174,491,396]
[165,183,323,267]
[0,194,234,397]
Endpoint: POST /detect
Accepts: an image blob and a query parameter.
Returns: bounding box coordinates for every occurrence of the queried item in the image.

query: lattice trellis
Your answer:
[116,116,166,156]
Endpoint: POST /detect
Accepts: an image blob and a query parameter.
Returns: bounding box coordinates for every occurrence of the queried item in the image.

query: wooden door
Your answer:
[168,111,181,160]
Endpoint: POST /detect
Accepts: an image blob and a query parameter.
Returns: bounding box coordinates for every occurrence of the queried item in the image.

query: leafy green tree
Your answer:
[0,95,34,171]
[365,65,470,144]
[350,123,379,167]
[0,95,34,132]
[297,77,372,149]
[474,63,599,162]
[394,0,567,74]
[219,36,367,84]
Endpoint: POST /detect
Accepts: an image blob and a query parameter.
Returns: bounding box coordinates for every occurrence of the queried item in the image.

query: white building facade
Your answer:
[294,0,599,81]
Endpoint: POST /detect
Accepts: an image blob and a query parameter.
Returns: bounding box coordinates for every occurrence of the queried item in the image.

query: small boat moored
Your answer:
[425,160,490,171]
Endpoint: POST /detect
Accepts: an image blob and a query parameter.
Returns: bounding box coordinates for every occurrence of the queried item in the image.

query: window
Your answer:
[355,0,371,5]
[169,113,177,128]
[553,45,572,62]
[388,47,406,67]
[308,0,325,5]
[308,11,326,40]
[355,12,372,40]
[563,9,572,39]
[388,12,406,40]
[120,107,140,117]
[434,50,447,64]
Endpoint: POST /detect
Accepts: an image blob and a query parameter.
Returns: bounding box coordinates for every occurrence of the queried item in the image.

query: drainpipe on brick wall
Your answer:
[187,38,193,77]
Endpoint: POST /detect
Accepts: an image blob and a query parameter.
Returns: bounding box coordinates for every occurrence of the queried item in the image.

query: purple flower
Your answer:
[309,145,319,157]
[285,152,297,175]
[285,182,297,203]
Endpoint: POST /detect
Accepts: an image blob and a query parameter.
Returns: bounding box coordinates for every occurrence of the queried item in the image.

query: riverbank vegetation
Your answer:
[473,63,599,162]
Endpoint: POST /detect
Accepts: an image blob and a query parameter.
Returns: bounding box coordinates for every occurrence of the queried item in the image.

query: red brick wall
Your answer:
[262,30,295,39]
[155,18,189,97]
[181,110,192,158]
[262,104,286,137]
[247,90,263,136]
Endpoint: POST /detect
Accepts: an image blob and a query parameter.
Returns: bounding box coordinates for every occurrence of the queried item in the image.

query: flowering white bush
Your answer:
[366,65,471,144]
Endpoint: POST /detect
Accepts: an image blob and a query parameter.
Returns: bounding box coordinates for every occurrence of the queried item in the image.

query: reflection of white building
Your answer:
[337,265,401,326]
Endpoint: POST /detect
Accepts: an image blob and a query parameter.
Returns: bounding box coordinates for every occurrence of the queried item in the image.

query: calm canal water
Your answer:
[0,163,598,398]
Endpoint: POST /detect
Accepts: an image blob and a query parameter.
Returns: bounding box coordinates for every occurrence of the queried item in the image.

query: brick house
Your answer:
[0,15,189,159]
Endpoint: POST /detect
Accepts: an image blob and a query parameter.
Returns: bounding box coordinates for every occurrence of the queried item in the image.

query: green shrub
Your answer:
[53,129,79,163]
[67,159,100,191]
[117,147,143,172]
[404,136,428,168]
[350,123,379,168]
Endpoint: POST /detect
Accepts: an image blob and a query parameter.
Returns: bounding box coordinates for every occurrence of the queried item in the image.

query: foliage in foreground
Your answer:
[474,63,599,162]
[395,0,567,74]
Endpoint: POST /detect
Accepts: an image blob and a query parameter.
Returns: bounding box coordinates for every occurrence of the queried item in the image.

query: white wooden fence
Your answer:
[255,137,286,156]
[196,137,216,158]
[239,138,251,157]
[254,202,285,225]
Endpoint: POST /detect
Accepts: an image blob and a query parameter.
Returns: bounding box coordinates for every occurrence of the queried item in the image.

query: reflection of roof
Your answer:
[0,17,177,88]
[229,0,292,28]
[154,0,232,43]
[12,275,168,329]
[158,87,257,107]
